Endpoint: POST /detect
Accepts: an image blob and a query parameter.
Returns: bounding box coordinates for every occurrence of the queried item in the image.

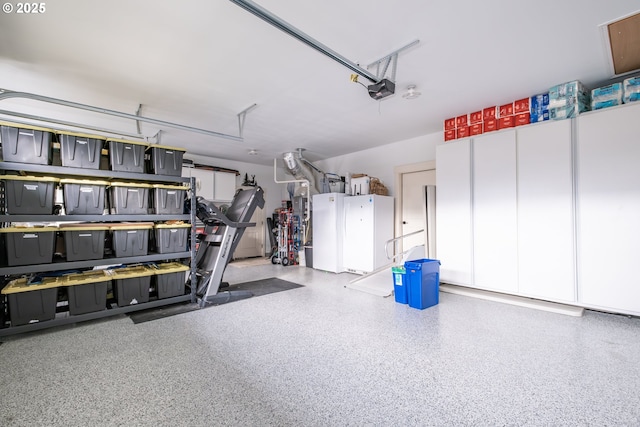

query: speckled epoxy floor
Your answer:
[1,263,640,426]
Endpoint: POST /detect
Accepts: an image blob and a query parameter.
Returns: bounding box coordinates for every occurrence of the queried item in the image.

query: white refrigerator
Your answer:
[312,193,346,273]
[343,194,394,274]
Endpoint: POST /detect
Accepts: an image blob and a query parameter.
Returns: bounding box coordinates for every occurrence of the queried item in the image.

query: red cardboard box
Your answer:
[483,106,497,120]
[515,112,530,126]
[469,123,483,136]
[498,116,515,129]
[469,111,483,124]
[514,98,530,114]
[456,126,470,139]
[444,118,456,130]
[499,102,514,117]
[456,114,469,127]
[483,118,498,132]
[444,129,456,141]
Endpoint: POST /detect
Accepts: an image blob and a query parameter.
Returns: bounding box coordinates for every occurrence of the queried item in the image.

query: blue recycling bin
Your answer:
[404,259,441,310]
[392,266,408,304]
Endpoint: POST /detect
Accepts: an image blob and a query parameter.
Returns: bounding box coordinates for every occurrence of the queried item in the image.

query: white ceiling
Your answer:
[0,0,638,166]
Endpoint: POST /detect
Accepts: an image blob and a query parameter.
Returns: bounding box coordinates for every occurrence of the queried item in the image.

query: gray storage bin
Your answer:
[0,121,53,165]
[60,178,108,215]
[1,175,59,215]
[58,131,105,169]
[108,139,147,173]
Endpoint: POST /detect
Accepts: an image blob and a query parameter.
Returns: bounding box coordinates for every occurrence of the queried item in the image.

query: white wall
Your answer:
[315,132,441,196]
[184,154,284,218]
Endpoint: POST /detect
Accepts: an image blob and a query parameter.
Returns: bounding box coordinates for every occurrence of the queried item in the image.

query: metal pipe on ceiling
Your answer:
[229,0,380,83]
[0,109,146,140]
[0,89,243,142]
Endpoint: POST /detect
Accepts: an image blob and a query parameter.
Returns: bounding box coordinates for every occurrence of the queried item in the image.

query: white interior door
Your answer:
[401,170,435,253]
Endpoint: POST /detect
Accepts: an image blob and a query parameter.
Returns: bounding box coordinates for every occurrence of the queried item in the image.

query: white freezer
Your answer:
[312,193,346,273]
[343,194,394,274]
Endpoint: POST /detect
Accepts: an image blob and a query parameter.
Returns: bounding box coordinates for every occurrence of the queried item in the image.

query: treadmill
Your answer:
[194,186,265,306]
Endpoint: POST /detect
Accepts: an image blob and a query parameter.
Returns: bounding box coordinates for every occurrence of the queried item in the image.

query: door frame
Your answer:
[393,160,436,253]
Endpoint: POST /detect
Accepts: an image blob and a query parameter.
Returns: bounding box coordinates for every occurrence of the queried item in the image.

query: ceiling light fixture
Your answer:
[402,85,421,100]
[248,149,258,155]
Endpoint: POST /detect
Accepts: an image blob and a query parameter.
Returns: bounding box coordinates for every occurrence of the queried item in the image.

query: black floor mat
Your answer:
[128,278,303,324]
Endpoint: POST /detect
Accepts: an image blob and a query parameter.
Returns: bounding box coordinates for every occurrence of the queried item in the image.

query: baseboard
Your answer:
[439,284,584,317]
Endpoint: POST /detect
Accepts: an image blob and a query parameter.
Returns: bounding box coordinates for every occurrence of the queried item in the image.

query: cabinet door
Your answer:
[234,205,265,258]
[213,171,237,202]
[343,196,374,273]
[473,130,518,293]
[576,103,640,314]
[435,139,473,286]
[189,168,215,200]
[517,120,575,302]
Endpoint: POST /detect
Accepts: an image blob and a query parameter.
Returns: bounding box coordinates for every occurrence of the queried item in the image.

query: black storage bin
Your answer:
[110,223,152,257]
[149,145,185,176]
[109,266,154,306]
[60,224,108,261]
[0,227,57,266]
[108,139,147,173]
[154,223,190,254]
[108,182,151,214]
[1,175,59,214]
[1,277,60,326]
[0,121,53,165]
[64,271,109,315]
[58,131,105,170]
[60,178,108,215]
[153,262,189,299]
[152,184,187,214]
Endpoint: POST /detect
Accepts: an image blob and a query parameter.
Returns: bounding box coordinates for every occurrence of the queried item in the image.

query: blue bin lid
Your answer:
[404,259,441,270]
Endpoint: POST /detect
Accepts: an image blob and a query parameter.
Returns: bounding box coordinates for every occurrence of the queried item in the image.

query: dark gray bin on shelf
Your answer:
[108,182,151,215]
[153,262,189,299]
[110,223,152,257]
[0,122,53,165]
[61,178,108,215]
[60,224,108,261]
[1,277,59,326]
[149,145,185,176]
[152,184,187,215]
[1,175,59,215]
[58,132,105,170]
[110,266,154,307]
[108,139,147,173]
[0,227,57,266]
[154,223,190,254]
[64,271,110,315]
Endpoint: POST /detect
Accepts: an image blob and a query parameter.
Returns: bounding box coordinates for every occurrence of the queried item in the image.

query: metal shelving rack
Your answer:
[0,161,198,337]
